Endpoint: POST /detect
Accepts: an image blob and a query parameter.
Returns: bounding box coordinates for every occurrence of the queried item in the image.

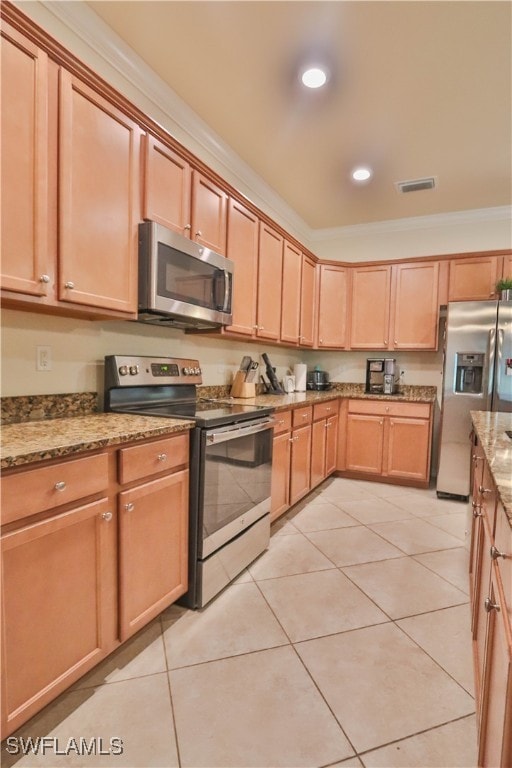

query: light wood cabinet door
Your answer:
[386,417,431,481]
[310,418,327,489]
[143,134,192,235]
[325,414,338,476]
[281,241,302,344]
[1,497,116,737]
[317,264,349,348]
[448,256,500,302]
[502,255,512,281]
[270,430,291,522]
[118,470,188,640]
[257,223,283,340]
[1,24,51,296]
[290,424,311,505]
[346,414,384,474]
[191,171,228,255]
[225,198,259,336]
[300,256,316,347]
[350,265,392,349]
[391,262,440,350]
[477,567,512,768]
[59,71,141,314]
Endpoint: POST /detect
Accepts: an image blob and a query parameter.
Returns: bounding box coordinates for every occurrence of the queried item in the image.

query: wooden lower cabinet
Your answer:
[290,423,312,506]
[271,429,292,522]
[470,434,512,767]
[1,496,117,737]
[270,408,313,520]
[0,431,190,739]
[311,401,339,488]
[344,400,432,485]
[119,469,188,640]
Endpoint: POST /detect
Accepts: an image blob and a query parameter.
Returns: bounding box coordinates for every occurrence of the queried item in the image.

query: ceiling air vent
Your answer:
[395,176,436,194]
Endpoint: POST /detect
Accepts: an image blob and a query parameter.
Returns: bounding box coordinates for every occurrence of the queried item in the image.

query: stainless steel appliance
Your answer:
[307,368,331,391]
[365,358,399,395]
[437,300,512,499]
[104,355,274,608]
[137,221,234,329]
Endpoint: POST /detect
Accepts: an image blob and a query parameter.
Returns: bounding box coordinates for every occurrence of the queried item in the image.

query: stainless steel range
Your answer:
[104,355,274,608]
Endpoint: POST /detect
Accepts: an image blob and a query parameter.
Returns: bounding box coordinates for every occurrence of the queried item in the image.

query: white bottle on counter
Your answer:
[294,363,307,392]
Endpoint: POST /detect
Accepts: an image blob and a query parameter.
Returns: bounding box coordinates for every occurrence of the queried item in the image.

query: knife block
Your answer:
[230,371,256,398]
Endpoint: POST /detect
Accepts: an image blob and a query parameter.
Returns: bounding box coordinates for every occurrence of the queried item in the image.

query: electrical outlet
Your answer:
[36,346,52,371]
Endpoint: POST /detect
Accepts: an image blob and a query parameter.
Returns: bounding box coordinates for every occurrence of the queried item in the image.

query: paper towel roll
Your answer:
[294,363,307,392]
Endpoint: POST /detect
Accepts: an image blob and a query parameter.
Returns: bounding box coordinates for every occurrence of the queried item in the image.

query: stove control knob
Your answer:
[129,365,139,376]
[119,365,128,376]
[182,367,190,375]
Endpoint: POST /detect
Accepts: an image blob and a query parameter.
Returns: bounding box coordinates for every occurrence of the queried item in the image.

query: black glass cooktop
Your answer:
[117,401,273,428]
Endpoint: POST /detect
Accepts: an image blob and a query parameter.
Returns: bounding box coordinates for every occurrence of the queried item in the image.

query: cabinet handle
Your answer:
[478,485,493,496]
[384,339,388,345]
[39,274,50,283]
[379,420,383,425]
[54,481,66,491]
[484,597,500,613]
[124,503,134,512]
[195,230,202,237]
[472,454,482,463]
[472,501,482,518]
[319,338,323,343]
[394,340,397,345]
[101,511,113,521]
[490,545,507,560]
[184,224,191,231]
[157,453,167,462]
[385,406,390,412]
[64,281,75,289]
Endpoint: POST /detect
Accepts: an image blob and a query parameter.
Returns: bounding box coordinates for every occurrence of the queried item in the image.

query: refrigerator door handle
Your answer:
[492,328,504,409]
[484,328,496,410]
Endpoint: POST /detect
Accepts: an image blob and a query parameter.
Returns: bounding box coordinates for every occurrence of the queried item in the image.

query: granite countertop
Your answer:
[471,410,512,526]
[229,384,437,412]
[1,413,194,469]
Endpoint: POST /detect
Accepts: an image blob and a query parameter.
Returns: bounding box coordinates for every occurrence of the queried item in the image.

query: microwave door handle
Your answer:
[222,270,230,312]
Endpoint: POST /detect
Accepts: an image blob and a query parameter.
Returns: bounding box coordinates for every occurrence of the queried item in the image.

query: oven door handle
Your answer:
[205,418,273,445]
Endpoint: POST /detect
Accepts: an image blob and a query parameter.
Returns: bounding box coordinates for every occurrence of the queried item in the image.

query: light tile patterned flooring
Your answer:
[3,477,477,768]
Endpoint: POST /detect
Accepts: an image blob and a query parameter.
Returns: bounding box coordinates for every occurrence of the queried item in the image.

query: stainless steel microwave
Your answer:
[137,221,234,329]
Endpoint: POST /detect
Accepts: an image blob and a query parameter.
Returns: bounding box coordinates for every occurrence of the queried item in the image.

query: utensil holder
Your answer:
[230,371,256,398]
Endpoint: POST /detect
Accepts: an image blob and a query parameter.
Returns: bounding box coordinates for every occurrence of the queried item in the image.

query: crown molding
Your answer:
[310,206,512,242]
[27,0,310,242]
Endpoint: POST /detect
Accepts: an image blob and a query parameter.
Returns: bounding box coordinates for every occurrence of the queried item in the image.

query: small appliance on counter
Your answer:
[365,358,399,395]
[293,363,307,392]
[306,366,331,391]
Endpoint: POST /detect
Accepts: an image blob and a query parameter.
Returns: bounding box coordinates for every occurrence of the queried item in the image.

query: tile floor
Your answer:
[2,477,477,768]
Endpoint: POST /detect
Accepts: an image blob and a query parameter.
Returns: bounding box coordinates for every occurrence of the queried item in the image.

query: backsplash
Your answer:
[1,393,98,425]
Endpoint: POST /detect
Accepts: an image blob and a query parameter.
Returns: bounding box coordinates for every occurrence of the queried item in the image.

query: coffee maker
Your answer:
[365,358,399,395]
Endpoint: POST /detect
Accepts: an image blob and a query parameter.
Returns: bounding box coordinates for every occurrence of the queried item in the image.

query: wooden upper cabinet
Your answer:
[225,198,259,336]
[1,24,50,296]
[143,134,191,235]
[317,264,349,348]
[191,170,228,255]
[391,261,439,350]
[350,265,391,349]
[256,223,283,340]
[502,254,512,281]
[281,240,302,344]
[59,71,141,314]
[300,256,316,347]
[448,255,500,302]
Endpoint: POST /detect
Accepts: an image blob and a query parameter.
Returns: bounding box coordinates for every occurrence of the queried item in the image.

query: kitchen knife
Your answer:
[240,356,252,372]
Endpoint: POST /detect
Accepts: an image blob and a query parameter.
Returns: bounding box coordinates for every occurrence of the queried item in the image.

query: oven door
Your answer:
[199,418,273,558]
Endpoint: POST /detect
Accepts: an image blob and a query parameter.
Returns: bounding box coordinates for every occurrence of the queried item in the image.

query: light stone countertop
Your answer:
[1,413,194,469]
[471,410,512,526]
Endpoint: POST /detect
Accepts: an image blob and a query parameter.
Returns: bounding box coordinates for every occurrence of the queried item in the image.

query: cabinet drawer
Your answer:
[1,453,109,526]
[272,410,292,435]
[313,400,338,421]
[347,399,431,419]
[119,432,189,484]
[292,406,312,428]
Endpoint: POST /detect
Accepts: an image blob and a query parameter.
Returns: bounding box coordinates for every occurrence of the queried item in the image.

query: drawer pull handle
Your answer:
[484,597,500,613]
[124,503,134,512]
[472,502,482,518]
[54,481,66,491]
[478,485,492,496]
[157,453,167,462]
[101,512,113,522]
[64,281,75,289]
[39,274,50,283]
[490,545,507,560]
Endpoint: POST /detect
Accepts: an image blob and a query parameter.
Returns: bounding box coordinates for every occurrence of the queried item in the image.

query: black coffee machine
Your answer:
[365,358,399,395]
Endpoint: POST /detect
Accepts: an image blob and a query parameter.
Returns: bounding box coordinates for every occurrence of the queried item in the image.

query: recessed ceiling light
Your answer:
[352,167,372,182]
[300,67,328,89]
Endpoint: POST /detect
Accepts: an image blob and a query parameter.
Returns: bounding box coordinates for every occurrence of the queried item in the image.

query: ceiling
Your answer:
[86,1,511,231]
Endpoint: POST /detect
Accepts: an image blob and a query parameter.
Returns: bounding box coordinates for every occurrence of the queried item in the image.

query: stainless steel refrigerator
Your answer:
[436,300,512,500]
